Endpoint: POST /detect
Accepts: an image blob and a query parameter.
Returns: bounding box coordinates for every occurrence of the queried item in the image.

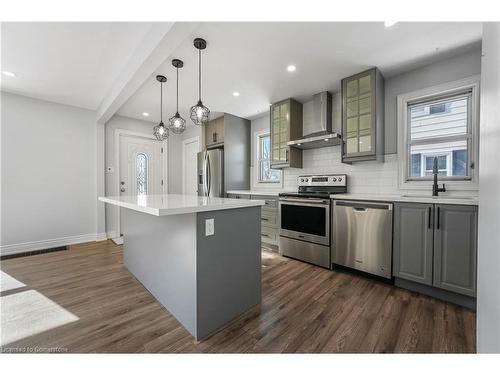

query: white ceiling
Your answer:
[1,22,152,109]
[1,22,482,125]
[117,22,482,124]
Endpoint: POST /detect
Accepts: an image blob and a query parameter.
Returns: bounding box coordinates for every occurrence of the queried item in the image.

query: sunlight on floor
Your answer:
[1,289,79,346]
[0,270,26,292]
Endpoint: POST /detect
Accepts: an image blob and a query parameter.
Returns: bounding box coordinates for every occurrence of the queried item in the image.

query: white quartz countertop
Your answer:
[99,194,265,216]
[330,194,478,206]
[226,190,290,197]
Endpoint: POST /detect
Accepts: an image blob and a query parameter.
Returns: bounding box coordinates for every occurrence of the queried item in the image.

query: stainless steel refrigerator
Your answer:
[197,149,224,197]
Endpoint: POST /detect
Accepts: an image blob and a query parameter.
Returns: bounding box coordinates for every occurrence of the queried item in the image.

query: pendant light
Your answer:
[168,59,186,134]
[153,75,169,141]
[189,38,210,126]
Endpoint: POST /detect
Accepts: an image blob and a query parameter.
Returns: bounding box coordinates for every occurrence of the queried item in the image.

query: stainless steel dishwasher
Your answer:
[332,200,393,279]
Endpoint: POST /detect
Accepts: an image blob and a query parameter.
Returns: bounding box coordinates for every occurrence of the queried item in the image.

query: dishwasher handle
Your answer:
[334,200,392,210]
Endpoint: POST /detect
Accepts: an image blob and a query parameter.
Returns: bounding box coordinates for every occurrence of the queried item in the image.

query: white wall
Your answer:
[104,115,182,237]
[250,47,482,195]
[384,47,482,154]
[477,22,500,353]
[0,92,101,254]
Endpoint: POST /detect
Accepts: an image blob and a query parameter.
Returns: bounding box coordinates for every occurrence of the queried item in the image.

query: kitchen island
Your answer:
[98,194,264,340]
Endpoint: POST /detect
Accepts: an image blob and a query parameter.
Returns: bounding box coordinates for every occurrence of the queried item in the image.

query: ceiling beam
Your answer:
[96,22,200,124]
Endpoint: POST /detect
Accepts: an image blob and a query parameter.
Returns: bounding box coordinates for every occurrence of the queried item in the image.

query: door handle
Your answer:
[207,153,211,196]
[437,207,441,230]
[120,187,125,193]
[428,206,431,229]
[203,153,208,196]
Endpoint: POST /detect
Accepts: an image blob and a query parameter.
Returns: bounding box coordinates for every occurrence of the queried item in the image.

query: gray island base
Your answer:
[122,205,262,340]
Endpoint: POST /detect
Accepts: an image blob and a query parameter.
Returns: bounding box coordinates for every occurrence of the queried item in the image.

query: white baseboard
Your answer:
[106,231,117,239]
[0,233,107,256]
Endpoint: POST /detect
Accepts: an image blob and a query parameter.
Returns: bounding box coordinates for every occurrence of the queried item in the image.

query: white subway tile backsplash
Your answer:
[282,148,399,194]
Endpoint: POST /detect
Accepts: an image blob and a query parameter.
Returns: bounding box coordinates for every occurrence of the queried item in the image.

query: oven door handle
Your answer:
[279,198,330,205]
[279,200,330,208]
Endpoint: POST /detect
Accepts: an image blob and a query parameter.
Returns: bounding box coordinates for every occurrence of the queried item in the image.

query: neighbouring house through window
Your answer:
[257,133,281,183]
[398,76,479,190]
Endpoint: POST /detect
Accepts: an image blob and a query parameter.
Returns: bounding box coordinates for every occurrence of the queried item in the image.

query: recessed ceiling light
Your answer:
[286,65,296,72]
[2,71,16,77]
[384,21,397,27]
[233,91,240,97]
[142,112,150,117]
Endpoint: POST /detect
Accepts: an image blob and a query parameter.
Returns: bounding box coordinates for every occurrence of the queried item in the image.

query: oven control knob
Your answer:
[300,178,304,182]
[332,177,337,182]
[305,178,309,182]
[338,177,342,182]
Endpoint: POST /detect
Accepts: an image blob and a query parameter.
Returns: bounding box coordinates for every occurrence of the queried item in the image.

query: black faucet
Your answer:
[432,157,446,196]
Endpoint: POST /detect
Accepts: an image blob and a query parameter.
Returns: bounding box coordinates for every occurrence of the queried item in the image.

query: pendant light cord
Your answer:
[198,49,202,102]
[160,81,163,122]
[176,66,179,113]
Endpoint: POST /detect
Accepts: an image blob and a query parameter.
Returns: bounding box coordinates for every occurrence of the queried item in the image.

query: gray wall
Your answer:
[384,47,482,154]
[1,92,99,251]
[477,23,500,353]
[104,115,182,237]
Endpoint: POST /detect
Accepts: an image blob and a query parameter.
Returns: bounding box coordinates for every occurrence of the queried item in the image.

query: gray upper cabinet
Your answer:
[341,68,384,163]
[393,202,478,297]
[433,204,477,297]
[270,98,303,169]
[393,202,434,285]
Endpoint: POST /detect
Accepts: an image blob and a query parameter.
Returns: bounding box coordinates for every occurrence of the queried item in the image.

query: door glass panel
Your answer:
[347,117,358,133]
[359,114,371,130]
[359,94,371,115]
[346,99,358,117]
[359,74,371,94]
[136,153,148,195]
[346,137,357,154]
[281,204,326,236]
[346,80,358,98]
[359,132,372,152]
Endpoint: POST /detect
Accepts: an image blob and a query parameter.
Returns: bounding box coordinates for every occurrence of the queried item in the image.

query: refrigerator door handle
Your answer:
[203,153,208,196]
[207,152,211,196]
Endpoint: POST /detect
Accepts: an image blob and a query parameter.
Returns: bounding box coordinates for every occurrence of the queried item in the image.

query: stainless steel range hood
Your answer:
[287,91,341,149]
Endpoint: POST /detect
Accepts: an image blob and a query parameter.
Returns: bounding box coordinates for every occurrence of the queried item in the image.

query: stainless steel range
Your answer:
[279,174,347,268]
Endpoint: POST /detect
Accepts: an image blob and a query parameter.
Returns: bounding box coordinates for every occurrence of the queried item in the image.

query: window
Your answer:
[136,153,148,195]
[257,134,281,183]
[407,92,472,180]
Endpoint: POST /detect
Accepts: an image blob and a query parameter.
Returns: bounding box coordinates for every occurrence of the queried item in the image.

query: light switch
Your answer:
[205,218,215,236]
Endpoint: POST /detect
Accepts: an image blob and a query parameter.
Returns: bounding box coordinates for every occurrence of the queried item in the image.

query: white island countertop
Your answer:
[330,193,479,206]
[99,194,265,216]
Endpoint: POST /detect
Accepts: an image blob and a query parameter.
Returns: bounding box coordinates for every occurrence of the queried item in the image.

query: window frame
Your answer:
[397,75,480,191]
[257,133,281,184]
[253,129,282,188]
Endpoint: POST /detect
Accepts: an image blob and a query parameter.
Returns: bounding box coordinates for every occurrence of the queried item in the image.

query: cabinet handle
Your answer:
[261,217,269,221]
[213,132,217,143]
[428,206,431,229]
[262,233,270,238]
[437,207,441,230]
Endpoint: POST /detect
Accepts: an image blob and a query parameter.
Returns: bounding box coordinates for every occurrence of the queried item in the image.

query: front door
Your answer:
[118,134,164,235]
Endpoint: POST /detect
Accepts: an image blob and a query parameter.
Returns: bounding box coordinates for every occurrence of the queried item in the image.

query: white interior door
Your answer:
[182,137,200,195]
[118,134,164,235]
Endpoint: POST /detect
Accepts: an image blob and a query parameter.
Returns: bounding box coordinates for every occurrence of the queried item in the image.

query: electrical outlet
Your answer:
[205,218,215,236]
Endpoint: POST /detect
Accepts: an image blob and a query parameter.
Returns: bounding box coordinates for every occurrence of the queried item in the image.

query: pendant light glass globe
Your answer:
[168,59,187,134]
[153,122,169,141]
[168,112,186,134]
[153,75,169,141]
[190,38,210,126]
[190,100,210,126]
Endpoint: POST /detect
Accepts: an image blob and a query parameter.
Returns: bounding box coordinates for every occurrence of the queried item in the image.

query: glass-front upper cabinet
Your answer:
[270,98,303,168]
[341,68,385,163]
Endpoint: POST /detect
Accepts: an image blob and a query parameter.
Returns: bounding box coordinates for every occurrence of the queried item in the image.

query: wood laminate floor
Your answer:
[0,240,476,353]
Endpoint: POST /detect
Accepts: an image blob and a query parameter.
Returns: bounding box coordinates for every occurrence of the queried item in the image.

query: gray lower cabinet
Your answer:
[226,194,279,247]
[393,202,434,285]
[393,202,477,297]
[433,204,477,297]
